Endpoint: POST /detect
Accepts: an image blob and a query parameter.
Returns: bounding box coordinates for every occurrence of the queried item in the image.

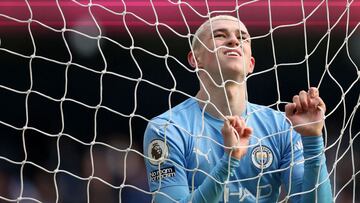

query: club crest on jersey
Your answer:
[251,145,273,169]
[148,139,169,165]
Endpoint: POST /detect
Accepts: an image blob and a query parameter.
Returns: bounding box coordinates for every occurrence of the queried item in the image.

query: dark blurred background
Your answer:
[0,0,359,202]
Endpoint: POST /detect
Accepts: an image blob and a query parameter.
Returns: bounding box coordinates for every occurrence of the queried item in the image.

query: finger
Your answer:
[308,97,318,110]
[308,87,319,98]
[292,95,302,113]
[222,117,233,135]
[299,90,309,110]
[243,127,252,138]
[285,102,296,117]
[239,127,251,146]
[230,115,240,126]
[227,116,235,125]
[225,116,232,123]
[315,96,326,114]
[229,116,238,128]
[234,116,245,135]
[307,88,318,110]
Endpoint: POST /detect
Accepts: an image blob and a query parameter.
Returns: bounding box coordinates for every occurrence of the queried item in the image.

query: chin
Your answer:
[226,65,246,77]
[223,74,247,84]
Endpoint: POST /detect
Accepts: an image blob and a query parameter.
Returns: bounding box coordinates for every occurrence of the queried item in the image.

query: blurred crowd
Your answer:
[0,134,151,203]
[0,122,359,203]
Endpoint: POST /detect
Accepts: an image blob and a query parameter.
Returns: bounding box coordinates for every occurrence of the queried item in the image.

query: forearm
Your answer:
[155,154,240,203]
[301,136,332,203]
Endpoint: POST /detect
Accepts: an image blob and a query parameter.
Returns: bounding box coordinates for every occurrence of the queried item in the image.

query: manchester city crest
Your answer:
[148,139,169,165]
[251,145,273,169]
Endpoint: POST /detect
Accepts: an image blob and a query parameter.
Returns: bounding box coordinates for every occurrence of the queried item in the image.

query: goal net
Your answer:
[0,0,359,202]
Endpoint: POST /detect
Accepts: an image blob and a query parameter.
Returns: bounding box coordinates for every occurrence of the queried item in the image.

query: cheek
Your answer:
[245,44,252,54]
[203,51,216,62]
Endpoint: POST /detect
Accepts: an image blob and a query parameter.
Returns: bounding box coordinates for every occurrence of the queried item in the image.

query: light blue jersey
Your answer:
[144,98,332,203]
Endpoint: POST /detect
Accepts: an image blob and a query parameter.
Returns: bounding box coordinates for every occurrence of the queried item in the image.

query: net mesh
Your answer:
[0,0,359,202]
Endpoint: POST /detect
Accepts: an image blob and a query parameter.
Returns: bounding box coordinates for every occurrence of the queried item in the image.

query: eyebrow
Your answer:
[212,28,250,38]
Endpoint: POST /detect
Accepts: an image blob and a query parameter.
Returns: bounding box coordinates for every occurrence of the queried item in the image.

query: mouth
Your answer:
[224,50,241,57]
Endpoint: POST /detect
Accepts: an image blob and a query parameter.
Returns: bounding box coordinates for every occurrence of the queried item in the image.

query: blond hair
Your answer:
[191,15,249,50]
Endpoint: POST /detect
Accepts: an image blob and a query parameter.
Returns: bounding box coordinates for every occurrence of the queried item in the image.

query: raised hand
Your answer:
[221,115,252,160]
[285,87,326,136]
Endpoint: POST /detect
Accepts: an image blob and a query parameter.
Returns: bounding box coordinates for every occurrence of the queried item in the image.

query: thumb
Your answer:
[285,103,296,117]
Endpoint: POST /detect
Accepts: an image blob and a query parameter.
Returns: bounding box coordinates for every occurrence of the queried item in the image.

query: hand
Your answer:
[221,116,252,160]
[285,87,326,136]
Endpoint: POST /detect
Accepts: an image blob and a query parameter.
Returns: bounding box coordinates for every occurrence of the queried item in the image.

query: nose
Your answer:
[227,33,239,47]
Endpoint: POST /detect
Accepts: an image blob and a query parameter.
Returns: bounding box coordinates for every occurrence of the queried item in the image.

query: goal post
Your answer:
[0,0,359,202]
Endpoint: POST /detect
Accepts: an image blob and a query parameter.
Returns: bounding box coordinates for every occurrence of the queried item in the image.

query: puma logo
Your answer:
[193,147,211,164]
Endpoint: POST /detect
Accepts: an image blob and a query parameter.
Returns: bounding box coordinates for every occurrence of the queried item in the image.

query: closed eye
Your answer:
[213,29,228,38]
[240,37,250,43]
[238,32,250,42]
[214,33,226,38]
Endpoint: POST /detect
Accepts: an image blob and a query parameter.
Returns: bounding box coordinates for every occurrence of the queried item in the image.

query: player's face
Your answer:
[193,19,255,83]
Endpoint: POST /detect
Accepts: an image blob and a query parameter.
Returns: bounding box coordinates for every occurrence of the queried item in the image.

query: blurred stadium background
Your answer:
[0,0,359,202]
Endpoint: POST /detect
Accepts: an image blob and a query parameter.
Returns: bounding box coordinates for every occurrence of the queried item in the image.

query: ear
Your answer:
[248,56,255,74]
[187,51,198,69]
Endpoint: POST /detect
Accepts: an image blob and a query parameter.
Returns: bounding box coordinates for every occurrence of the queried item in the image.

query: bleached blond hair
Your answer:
[191,15,249,50]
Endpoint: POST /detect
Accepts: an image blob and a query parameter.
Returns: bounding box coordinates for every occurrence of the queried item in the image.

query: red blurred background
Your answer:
[0,0,359,35]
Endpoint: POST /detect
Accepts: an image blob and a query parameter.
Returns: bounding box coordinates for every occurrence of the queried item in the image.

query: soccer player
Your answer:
[143,15,332,202]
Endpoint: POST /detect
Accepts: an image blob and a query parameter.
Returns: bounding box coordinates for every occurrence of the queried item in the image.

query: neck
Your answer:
[196,81,247,119]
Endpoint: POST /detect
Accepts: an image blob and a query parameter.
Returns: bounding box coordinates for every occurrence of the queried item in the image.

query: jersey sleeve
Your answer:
[279,127,332,202]
[300,135,332,203]
[143,120,188,196]
[143,119,240,203]
[279,129,305,202]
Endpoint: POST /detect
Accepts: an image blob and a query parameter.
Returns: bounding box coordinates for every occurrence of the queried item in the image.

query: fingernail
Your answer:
[310,89,315,97]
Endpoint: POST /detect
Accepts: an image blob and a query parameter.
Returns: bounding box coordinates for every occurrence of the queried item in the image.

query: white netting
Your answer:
[0,0,359,202]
